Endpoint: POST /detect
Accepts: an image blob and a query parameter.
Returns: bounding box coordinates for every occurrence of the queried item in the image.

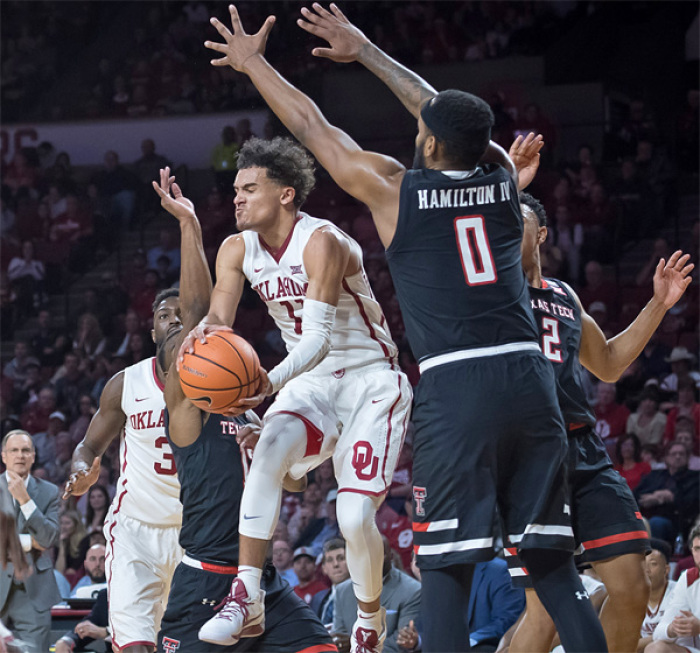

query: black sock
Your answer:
[519,548,608,653]
[420,563,474,652]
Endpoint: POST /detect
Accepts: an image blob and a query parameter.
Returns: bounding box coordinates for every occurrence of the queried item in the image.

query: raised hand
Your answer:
[652,250,693,309]
[63,457,101,499]
[152,167,196,222]
[297,3,369,63]
[205,5,276,73]
[508,132,544,190]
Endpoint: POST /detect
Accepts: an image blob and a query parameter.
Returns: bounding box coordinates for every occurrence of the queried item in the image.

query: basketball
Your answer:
[179,332,261,413]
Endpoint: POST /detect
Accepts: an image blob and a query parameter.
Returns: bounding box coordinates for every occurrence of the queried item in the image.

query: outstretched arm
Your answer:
[205,5,404,247]
[577,251,693,382]
[297,3,519,183]
[298,3,435,118]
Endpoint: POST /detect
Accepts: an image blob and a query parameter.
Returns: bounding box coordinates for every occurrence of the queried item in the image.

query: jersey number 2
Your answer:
[454,216,497,286]
[541,317,563,362]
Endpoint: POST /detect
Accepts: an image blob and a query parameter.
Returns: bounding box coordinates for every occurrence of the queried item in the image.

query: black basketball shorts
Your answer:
[158,560,337,652]
[412,349,575,571]
[506,424,649,587]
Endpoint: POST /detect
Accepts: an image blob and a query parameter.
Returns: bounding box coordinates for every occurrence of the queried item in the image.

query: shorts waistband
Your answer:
[419,342,540,374]
[182,554,238,575]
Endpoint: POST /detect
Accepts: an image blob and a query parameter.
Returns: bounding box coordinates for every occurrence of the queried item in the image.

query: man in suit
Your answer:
[0,429,61,652]
[311,538,350,627]
[467,558,525,651]
[333,537,420,653]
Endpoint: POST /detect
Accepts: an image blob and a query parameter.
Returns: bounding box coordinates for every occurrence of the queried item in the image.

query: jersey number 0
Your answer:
[454,216,497,286]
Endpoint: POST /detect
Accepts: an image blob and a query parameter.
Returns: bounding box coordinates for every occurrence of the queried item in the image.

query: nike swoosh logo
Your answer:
[243,514,262,520]
[135,397,149,402]
[254,267,263,273]
[371,399,383,404]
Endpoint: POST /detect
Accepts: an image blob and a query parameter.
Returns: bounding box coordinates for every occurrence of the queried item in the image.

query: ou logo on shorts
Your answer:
[352,441,379,480]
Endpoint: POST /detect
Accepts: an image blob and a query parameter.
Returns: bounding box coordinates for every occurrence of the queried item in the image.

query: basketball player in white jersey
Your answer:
[182,137,412,652]
[63,167,213,653]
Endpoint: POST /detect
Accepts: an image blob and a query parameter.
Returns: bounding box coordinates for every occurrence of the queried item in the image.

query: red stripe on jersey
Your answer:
[295,645,339,653]
[258,216,301,263]
[412,522,430,532]
[635,511,643,520]
[274,410,324,457]
[200,561,239,574]
[541,279,549,289]
[151,357,165,391]
[581,530,648,550]
[341,279,391,359]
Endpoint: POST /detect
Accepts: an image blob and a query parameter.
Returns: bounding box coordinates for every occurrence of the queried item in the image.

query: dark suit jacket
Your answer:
[468,559,525,645]
[333,567,421,653]
[0,474,61,612]
[310,587,331,621]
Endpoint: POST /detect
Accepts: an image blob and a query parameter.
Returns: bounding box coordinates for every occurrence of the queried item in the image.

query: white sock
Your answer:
[237,566,262,601]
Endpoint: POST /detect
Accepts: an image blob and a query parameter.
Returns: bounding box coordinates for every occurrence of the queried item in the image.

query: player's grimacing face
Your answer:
[152,297,183,349]
[233,167,292,232]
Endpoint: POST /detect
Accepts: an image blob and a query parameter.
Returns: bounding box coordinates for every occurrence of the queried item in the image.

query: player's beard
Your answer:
[412,139,426,169]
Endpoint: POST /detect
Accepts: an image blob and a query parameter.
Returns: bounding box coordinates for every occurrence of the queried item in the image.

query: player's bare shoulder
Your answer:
[216,232,247,269]
[99,369,127,414]
[304,225,356,277]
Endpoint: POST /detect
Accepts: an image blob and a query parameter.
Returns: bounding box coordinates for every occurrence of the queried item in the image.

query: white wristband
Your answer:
[268,299,336,393]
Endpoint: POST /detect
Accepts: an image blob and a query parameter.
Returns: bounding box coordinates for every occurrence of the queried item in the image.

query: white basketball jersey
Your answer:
[241,213,397,374]
[110,357,182,527]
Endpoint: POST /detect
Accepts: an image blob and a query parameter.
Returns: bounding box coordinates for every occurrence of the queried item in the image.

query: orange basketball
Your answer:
[179,331,261,413]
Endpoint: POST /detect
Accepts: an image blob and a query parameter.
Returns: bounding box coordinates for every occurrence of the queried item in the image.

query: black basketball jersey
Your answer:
[529,278,595,427]
[386,166,538,362]
[165,410,251,565]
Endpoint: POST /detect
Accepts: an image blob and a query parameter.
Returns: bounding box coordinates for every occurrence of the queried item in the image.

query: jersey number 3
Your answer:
[154,436,177,475]
[454,216,497,286]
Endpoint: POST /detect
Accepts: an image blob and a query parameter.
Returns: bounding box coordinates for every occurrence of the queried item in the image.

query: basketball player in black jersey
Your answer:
[152,168,336,653]
[203,5,607,652]
[511,191,693,653]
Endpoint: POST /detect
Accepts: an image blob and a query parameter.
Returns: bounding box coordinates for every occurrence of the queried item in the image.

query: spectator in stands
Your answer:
[333,536,420,653]
[147,227,180,276]
[638,539,676,653]
[69,394,95,446]
[292,547,328,605]
[30,308,69,369]
[313,458,337,498]
[236,118,255,146]
[611,157,657,242]
[7,239,45,318]
[210,124,239,191]
[84,485,110,535]
[53,588,111,653]
[54,351,91,420]
[674,425,700,472]
[550,204,583,283]
[642,443,666,471]
[91,150,138,230]
[578,260,618,317]
[641,334,672,382]
[635,139,676,221]
[614,433,651,491]
[45,431,74,485]
[661,349,700,394]
[627,387,668,447]
[637,239,672,288]
[10,361,42,414]
[129,268,163,324]
[72,313,107,361]
[271,539,298,587]
[648,524,700,653]
[3,340,40,395]
[55,510,87,585]
[635,441,700,544]
[664,378,700,443]
[311,538,350,627]
[20,385,57,434]
[70,544,107,598]
[133,138,172,217]
[595,382,631,450]
[32,409,66,468]
[290,481,330,550]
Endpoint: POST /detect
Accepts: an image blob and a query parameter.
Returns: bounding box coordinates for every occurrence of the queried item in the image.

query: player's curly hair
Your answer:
[421,90,494,168]
[152,288,179,313]
[237,137,316,208]
[519,191,547,227]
